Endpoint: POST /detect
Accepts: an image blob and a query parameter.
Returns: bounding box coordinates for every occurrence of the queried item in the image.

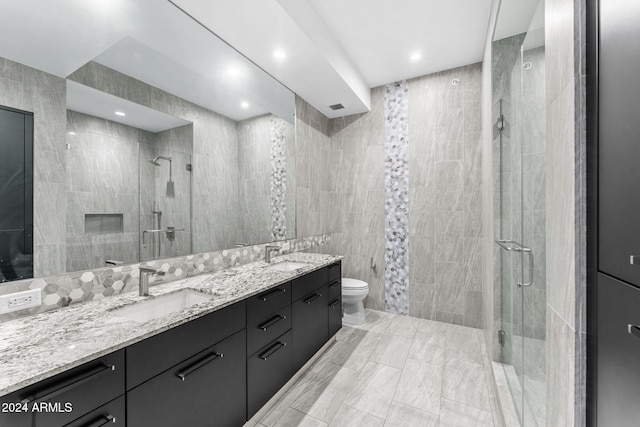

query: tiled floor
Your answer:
[256,309,498,427]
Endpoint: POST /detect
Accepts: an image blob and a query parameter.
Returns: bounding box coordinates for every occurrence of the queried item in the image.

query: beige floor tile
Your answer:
[328,404,385,427]
[408,330,446,365]
[274,408,328,427]
[439,398,494,427]
[384,401,440,427]
[384,314,422,338]
[290,362,359,423]
[442,356,491,411]
[343,361,402,419]
[369,333,413,369]
[393,359,443,415]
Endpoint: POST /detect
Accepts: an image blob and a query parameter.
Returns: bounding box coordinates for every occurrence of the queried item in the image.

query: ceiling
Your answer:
[172,0,493,118]
[0,0,294,127]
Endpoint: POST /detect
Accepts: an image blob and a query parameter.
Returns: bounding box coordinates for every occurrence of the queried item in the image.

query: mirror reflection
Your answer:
[0,0,296,282]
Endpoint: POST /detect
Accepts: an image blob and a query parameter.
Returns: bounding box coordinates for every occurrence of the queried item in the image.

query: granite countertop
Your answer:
[0,252,342,396]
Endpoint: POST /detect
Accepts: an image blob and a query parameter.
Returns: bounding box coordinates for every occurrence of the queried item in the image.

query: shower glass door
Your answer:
[493,0,546,425]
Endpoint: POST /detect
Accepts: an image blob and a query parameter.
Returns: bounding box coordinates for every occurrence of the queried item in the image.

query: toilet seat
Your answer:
[342,278,368,290]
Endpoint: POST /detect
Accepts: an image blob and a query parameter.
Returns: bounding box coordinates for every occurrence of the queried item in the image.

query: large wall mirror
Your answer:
[0,0,296,282]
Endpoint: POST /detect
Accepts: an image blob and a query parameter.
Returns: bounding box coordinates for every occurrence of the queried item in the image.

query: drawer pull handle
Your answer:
[304,293,322,304]
[329,281,340,290]
[21,363,115,404]
[85,414,116,427]
[628,324,640,339]
[329,299,341,309]
[259,314,287,331]
[260,287,285,301]
[259,341,287,360]
[177,352,223,381]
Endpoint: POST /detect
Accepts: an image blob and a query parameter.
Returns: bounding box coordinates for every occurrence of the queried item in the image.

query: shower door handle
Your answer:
[518,247,534,287]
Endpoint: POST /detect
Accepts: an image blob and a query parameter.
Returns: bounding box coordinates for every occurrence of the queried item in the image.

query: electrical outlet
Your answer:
[281,242,291,251]
[0,289,42,314]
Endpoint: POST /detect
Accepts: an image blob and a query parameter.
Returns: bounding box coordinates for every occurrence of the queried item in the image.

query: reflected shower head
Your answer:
[148,155,172,166]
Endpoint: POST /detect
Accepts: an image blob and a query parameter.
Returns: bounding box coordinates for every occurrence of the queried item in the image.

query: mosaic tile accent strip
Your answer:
[270,116,287,240]
[384,80,410,315]
[0,234,330,322]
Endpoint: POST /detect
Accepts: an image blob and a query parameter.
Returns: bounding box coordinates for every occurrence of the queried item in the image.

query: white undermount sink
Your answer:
[264,261,312,272]
[112,289,212,322]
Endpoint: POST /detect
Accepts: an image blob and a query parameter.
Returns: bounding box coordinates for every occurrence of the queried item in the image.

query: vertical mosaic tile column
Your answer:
[270,116,287,240]
[383,81,410,315]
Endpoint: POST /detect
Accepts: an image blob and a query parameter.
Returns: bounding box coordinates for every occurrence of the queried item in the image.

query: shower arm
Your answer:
[494,239,534,287]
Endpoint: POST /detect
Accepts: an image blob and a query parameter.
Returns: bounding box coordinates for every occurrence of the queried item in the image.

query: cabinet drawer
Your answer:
[292,267,328,301]
[247,330,293,419]
[597,273,640,426]
[247,304,292,356]
[328,279,341,300]
[0,349,124,427]
[247,281,291,324]
[64,395,125,427]
[328,297,342,338]
[328,262,341,281]
[128,330,247,427]
[292,285,329,371]
[126,300,245,390]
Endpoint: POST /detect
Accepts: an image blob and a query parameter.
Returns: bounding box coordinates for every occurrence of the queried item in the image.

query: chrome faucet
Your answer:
[139,267,166,296]
[265,245,280,263]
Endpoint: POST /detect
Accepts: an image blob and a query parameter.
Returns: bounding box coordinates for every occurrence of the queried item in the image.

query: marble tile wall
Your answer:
[544,0,586,423]
[323,65,483,327]
[407,64,483,328]
[68,61,240,254]
[270,115,288,240]
[0,57,67,277]
[237,115,273,245]
[0,233,330,323]
[294,97,336,239]
[65,111,146,271]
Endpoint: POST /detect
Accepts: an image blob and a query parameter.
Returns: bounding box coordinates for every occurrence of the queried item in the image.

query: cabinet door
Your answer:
[247,305,292,356]
[247,330,293,419]
[597,273,640,427]
[127,330,246,427]
[598,0,640,286]
[328,297,342,338]
[0,350,124,427]
[63,396,125,427]
[127,300,245,390]
[292,285,329,371]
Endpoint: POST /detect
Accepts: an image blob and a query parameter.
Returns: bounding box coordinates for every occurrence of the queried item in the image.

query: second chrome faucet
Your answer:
[139,267,166,296]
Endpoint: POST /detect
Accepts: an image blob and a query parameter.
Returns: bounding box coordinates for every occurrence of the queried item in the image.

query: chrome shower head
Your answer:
[148,156,172,166]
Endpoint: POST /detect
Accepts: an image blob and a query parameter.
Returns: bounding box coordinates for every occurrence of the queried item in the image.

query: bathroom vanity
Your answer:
[0,254,342,427]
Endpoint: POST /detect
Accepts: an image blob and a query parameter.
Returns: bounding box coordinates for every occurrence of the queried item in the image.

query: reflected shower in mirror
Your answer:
[0,0,296,280]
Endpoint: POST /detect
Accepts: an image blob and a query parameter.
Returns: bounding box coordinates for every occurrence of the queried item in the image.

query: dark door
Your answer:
[0,106,33,282]
[597,273,640,426]
[292,285,328,371]
[127,330,246,427]
[598,0,640,286]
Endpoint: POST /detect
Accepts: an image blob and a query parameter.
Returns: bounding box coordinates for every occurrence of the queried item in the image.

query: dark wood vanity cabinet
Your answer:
[127,330,247,427]
[1,261,342,427]
[126,300,247,427]
[0,349,124,427]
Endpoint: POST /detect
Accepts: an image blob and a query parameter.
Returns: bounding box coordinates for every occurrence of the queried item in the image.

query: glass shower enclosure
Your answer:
[492,0,546,425]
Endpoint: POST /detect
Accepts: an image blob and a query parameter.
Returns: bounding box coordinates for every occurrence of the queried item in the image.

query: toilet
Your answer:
[341,278,369,325]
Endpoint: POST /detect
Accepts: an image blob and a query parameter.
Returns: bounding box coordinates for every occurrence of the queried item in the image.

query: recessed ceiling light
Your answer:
[67,131,76,135]
[115,111,126,117]
[241,101,249,109]
[410,52,422,62]
[273,49,286,60]
[227,67,240,77]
